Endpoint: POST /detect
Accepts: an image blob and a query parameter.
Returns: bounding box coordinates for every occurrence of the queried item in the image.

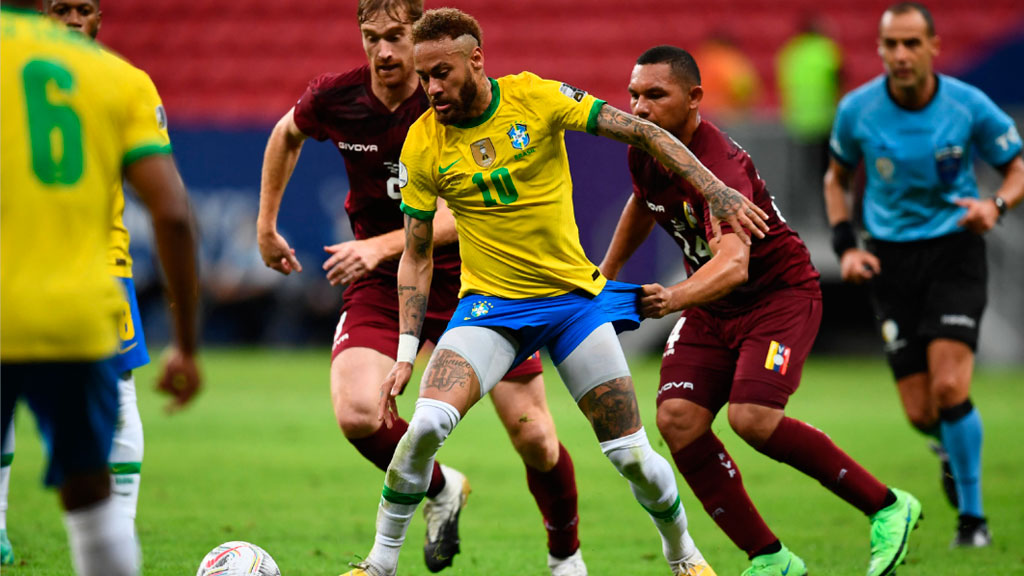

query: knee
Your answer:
[335,405,380,439]
[655,400,708,452]
[406,399,461,452]
[930,373,968,407]
[508,420,559,472]
[727,404,779,447]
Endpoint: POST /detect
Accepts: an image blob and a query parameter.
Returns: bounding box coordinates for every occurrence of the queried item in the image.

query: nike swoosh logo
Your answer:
[118,342,138,354]
[781,558,792,575]
[438,159,461,173]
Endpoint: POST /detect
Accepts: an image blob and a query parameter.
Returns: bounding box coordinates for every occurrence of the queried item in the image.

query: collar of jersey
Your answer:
[1,4,41,14]
[454,78,501,129]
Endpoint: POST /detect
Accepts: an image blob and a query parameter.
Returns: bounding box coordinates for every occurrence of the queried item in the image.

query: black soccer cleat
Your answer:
[951,514,992,548]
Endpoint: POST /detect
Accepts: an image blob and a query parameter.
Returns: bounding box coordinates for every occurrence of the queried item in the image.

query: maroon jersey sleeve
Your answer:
[293,72,348,142]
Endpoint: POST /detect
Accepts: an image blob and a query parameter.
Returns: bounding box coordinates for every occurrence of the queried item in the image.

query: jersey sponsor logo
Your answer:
[438,158,462,174]
[507,122,530,150]
[470,138,496,168]
[558,82,587,103]
[155,105,167,130]
[658,380,695,395]
[337,141,379,152]
[764,340,791,375]
[935,145,964,185]
[940,314,977,329]
[646,200,665,213]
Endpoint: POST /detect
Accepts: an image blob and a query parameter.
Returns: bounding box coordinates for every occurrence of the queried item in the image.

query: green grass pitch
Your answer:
[4,350,1023,575]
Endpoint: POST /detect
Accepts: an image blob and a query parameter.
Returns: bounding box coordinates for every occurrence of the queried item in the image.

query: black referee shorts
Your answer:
[867,231,987,380]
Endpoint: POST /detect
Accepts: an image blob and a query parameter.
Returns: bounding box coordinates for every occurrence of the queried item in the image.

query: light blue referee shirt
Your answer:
[830,74,1022,242]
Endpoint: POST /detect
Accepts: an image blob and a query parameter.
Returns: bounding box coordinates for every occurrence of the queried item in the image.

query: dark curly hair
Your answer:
[412,8,482,48]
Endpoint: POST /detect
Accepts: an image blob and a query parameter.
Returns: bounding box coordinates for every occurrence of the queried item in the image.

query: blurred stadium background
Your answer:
[103,0,1024,362]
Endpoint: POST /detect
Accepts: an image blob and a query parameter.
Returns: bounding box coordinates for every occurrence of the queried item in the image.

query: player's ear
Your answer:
[689,85,703,108]
[469,46,484,72]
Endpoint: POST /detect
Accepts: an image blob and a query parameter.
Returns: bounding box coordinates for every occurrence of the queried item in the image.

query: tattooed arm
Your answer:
[379,213,437,426]
[594,104,769,244]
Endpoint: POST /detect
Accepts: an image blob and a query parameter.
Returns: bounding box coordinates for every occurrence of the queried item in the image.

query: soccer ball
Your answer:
[196,541,281,576]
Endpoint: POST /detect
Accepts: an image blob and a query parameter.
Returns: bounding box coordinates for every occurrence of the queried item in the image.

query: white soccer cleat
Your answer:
[548,548,588,576]
[422,464,471,572]
[670,550,717,576]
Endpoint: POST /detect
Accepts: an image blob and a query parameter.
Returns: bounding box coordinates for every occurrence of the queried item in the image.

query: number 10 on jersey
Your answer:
[472,167,519,207]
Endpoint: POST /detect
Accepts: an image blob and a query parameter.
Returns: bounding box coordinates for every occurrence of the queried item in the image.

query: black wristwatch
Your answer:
[993,196,1008,221]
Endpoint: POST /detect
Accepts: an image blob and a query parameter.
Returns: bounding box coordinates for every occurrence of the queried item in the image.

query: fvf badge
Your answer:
[507,123,530,150]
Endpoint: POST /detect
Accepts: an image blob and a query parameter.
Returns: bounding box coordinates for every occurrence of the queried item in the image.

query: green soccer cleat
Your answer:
[867,488,922,576]
[741,544,807,576]
[1,528,13,566]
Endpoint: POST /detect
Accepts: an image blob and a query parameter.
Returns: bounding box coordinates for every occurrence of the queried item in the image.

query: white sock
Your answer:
[601,428,696,563]
[1,421,14,531]
[367,398,460,574]
[109,375,144,521]
[64,498,137,576]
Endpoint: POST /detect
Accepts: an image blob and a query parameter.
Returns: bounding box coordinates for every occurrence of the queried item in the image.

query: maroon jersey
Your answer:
[628,120,820,316]
[293,65,460,315]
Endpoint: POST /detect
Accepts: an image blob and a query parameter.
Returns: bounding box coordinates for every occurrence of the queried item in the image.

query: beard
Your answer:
[435,72,480,125]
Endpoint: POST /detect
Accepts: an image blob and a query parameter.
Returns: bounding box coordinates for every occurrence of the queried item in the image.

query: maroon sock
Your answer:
[673,430,778,557]
[348,419,446,498]
[526,443,580,558]
[757,417,888,515]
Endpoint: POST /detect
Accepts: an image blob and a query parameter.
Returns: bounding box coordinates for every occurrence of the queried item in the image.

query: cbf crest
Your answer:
[507,123,530,150]
[465,300,493,320]
[471,138,496,168]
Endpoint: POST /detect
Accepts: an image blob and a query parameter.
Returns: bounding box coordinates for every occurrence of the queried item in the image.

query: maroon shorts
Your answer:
[656,292,822,412]
[331,282,542,379]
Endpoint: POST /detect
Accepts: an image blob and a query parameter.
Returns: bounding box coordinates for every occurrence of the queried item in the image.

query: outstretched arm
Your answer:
[593,104,768,244]
[599,194,655,280]
[257,108,308,274]
[323,198,458,286]
[379,213,436,426]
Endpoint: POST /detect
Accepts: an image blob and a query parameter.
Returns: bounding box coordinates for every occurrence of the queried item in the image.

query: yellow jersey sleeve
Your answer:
[398,115,441,220]
[101,49,172,277]
[520,73,605,135]
[108,50,172,165]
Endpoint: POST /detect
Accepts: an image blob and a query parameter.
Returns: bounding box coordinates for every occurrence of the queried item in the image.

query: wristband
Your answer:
[397,334,419,364]
[831,220,857,259]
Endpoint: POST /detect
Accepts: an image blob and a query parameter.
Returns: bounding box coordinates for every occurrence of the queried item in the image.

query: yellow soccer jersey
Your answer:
[400,72,606,299]
[1,8,170,361]
[100,48,172,278]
